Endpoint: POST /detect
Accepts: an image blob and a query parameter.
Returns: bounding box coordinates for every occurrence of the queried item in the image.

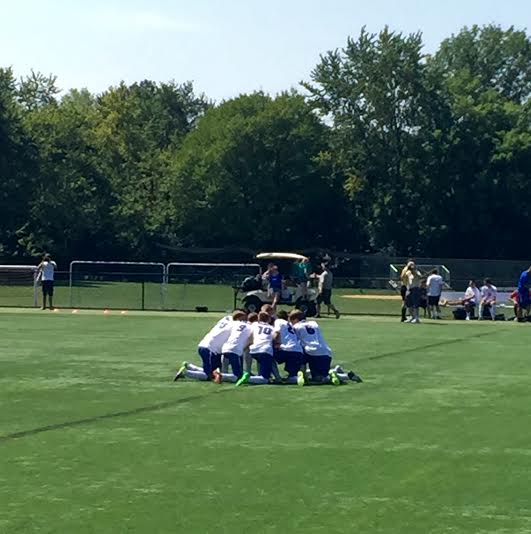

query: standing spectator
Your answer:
[404,261,422,324]
[517,266,531,322]
[399,261,412,322]
[479,278,497,320]
[426,269,444,319]
[315,263,340,319]
[262,264,283,311]
[291,258,311,298]
[37,253,57,310]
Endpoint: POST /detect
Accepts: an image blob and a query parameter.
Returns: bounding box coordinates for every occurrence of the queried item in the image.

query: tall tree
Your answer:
[168,92,355,250]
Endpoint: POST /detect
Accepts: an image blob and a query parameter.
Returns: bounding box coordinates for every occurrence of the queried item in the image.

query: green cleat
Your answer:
[297,371,306,387]
[173,361,188,382]
[329,369,340,386]
[235,372,251,387]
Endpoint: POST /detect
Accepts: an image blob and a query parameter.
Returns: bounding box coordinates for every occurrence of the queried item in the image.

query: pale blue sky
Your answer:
[2,0,529,101]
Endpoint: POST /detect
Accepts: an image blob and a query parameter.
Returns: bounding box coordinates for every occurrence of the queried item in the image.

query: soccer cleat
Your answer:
[329,370,340,386]
[213,368,222,384]
[297,371,306,387]
[348,371,363,383]
[173,361,188,381]
[335,310,341,319]
[235,372,251,387]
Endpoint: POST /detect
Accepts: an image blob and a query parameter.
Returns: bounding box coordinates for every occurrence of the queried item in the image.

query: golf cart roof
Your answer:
[256,252,309,262]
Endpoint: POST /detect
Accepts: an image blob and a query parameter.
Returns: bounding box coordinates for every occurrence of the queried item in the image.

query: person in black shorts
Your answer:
[37,253,57,310]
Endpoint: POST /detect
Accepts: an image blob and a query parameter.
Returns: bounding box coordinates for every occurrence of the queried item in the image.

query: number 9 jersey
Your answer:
[293,320,332,357]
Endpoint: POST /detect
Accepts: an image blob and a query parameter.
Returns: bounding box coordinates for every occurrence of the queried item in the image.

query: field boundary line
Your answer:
[354,329,501,364]
[0,389,231,444]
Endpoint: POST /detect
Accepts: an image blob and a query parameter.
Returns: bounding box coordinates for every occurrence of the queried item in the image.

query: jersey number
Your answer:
[258,326,272,335]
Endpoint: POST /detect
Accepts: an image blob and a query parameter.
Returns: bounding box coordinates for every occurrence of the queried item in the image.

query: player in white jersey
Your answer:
[236,311,276,386]
[273,310,304,385]
[479,278,498,320]
[212,311,252,383]
[289,310,356,386]
[174,314,233,381]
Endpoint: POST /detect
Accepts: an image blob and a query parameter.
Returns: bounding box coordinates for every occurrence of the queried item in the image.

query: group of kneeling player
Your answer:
[173,305,362,386]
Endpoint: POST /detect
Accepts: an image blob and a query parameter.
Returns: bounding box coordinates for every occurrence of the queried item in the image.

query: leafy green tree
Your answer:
[94,81,209,257]
[0,67,35,257]
[169,92,355,250]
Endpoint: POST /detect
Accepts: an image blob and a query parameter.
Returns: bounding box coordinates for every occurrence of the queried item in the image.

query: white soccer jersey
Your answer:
[464,287,481,303]
[426,274,444,297]
[198,316,233,354]
[293,320,332,357]
[274,319,302,353]
[481,285,498,301]
[221,321,252,356]
[249,322,274,355]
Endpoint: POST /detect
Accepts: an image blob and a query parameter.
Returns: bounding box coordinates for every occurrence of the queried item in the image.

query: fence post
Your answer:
[141,280,145,311]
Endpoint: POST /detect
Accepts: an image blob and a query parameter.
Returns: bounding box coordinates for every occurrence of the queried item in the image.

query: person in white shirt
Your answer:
[174,314,233,381]
[273,310,304,385]
[426,269,444,319]
[479,278,497,320]
[37,253,57,310]
[211,311,253,383]
[289,310,341,385]
[236,312,277,386]
[462,280,481,320]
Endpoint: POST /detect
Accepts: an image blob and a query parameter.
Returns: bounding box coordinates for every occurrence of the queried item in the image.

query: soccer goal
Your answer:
[166,263,262,312]
[69,261,166,310]
[389,263,451,290]
[0,265,39,307]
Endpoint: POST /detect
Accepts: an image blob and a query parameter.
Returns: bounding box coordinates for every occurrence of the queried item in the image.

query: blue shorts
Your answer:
[198,347,221,378]
[276,350,304,377]
[519,289,531,308]
[307,355,332,379]
[222,352,243,379]
[252,353,274,379]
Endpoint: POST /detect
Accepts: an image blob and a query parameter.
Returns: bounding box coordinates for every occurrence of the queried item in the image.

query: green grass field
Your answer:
[2,309,531,533]
[0,281,407,315]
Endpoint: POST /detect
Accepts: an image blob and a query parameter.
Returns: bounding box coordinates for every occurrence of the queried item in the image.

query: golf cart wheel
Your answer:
[296,300,317,317]
[243,296,263,313]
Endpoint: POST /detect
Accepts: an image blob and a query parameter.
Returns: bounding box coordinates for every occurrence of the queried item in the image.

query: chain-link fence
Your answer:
[0,254,527,316]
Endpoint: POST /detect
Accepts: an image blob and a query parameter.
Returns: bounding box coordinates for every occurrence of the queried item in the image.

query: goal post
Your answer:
[0,265,39,307]
[166,263,262,311]
[69,261,166,310]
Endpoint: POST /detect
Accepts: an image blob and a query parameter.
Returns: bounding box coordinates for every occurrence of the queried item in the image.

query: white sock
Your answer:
[285,376,298,384]
[187,363,203,372]
[185,370,208,381]
[336,372,349,383]
[491,305,496,319]
[221,373,238,383]
[248,375,269,385]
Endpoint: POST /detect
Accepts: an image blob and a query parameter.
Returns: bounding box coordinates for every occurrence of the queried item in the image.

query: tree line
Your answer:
[1,24,530,263]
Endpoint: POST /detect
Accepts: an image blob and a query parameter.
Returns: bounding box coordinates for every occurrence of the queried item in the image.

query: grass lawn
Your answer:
[1,310,531,533]
[1,282,403,315]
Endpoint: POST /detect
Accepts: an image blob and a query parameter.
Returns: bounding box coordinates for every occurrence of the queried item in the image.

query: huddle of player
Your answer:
[173,306,362,387]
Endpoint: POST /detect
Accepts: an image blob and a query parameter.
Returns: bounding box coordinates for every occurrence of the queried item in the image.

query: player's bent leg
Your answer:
[185,369,209,381]
[223,352,243,379]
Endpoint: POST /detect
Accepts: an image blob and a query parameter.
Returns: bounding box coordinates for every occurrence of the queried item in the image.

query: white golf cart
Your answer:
[239,252,318,317]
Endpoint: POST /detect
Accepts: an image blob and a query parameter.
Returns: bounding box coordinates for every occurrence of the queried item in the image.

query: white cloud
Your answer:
[88,9,198,33]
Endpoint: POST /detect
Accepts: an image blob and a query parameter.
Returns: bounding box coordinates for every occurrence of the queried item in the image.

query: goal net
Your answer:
[166,263,261,312]
[69,261,166,310]
[0,265,39,307]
